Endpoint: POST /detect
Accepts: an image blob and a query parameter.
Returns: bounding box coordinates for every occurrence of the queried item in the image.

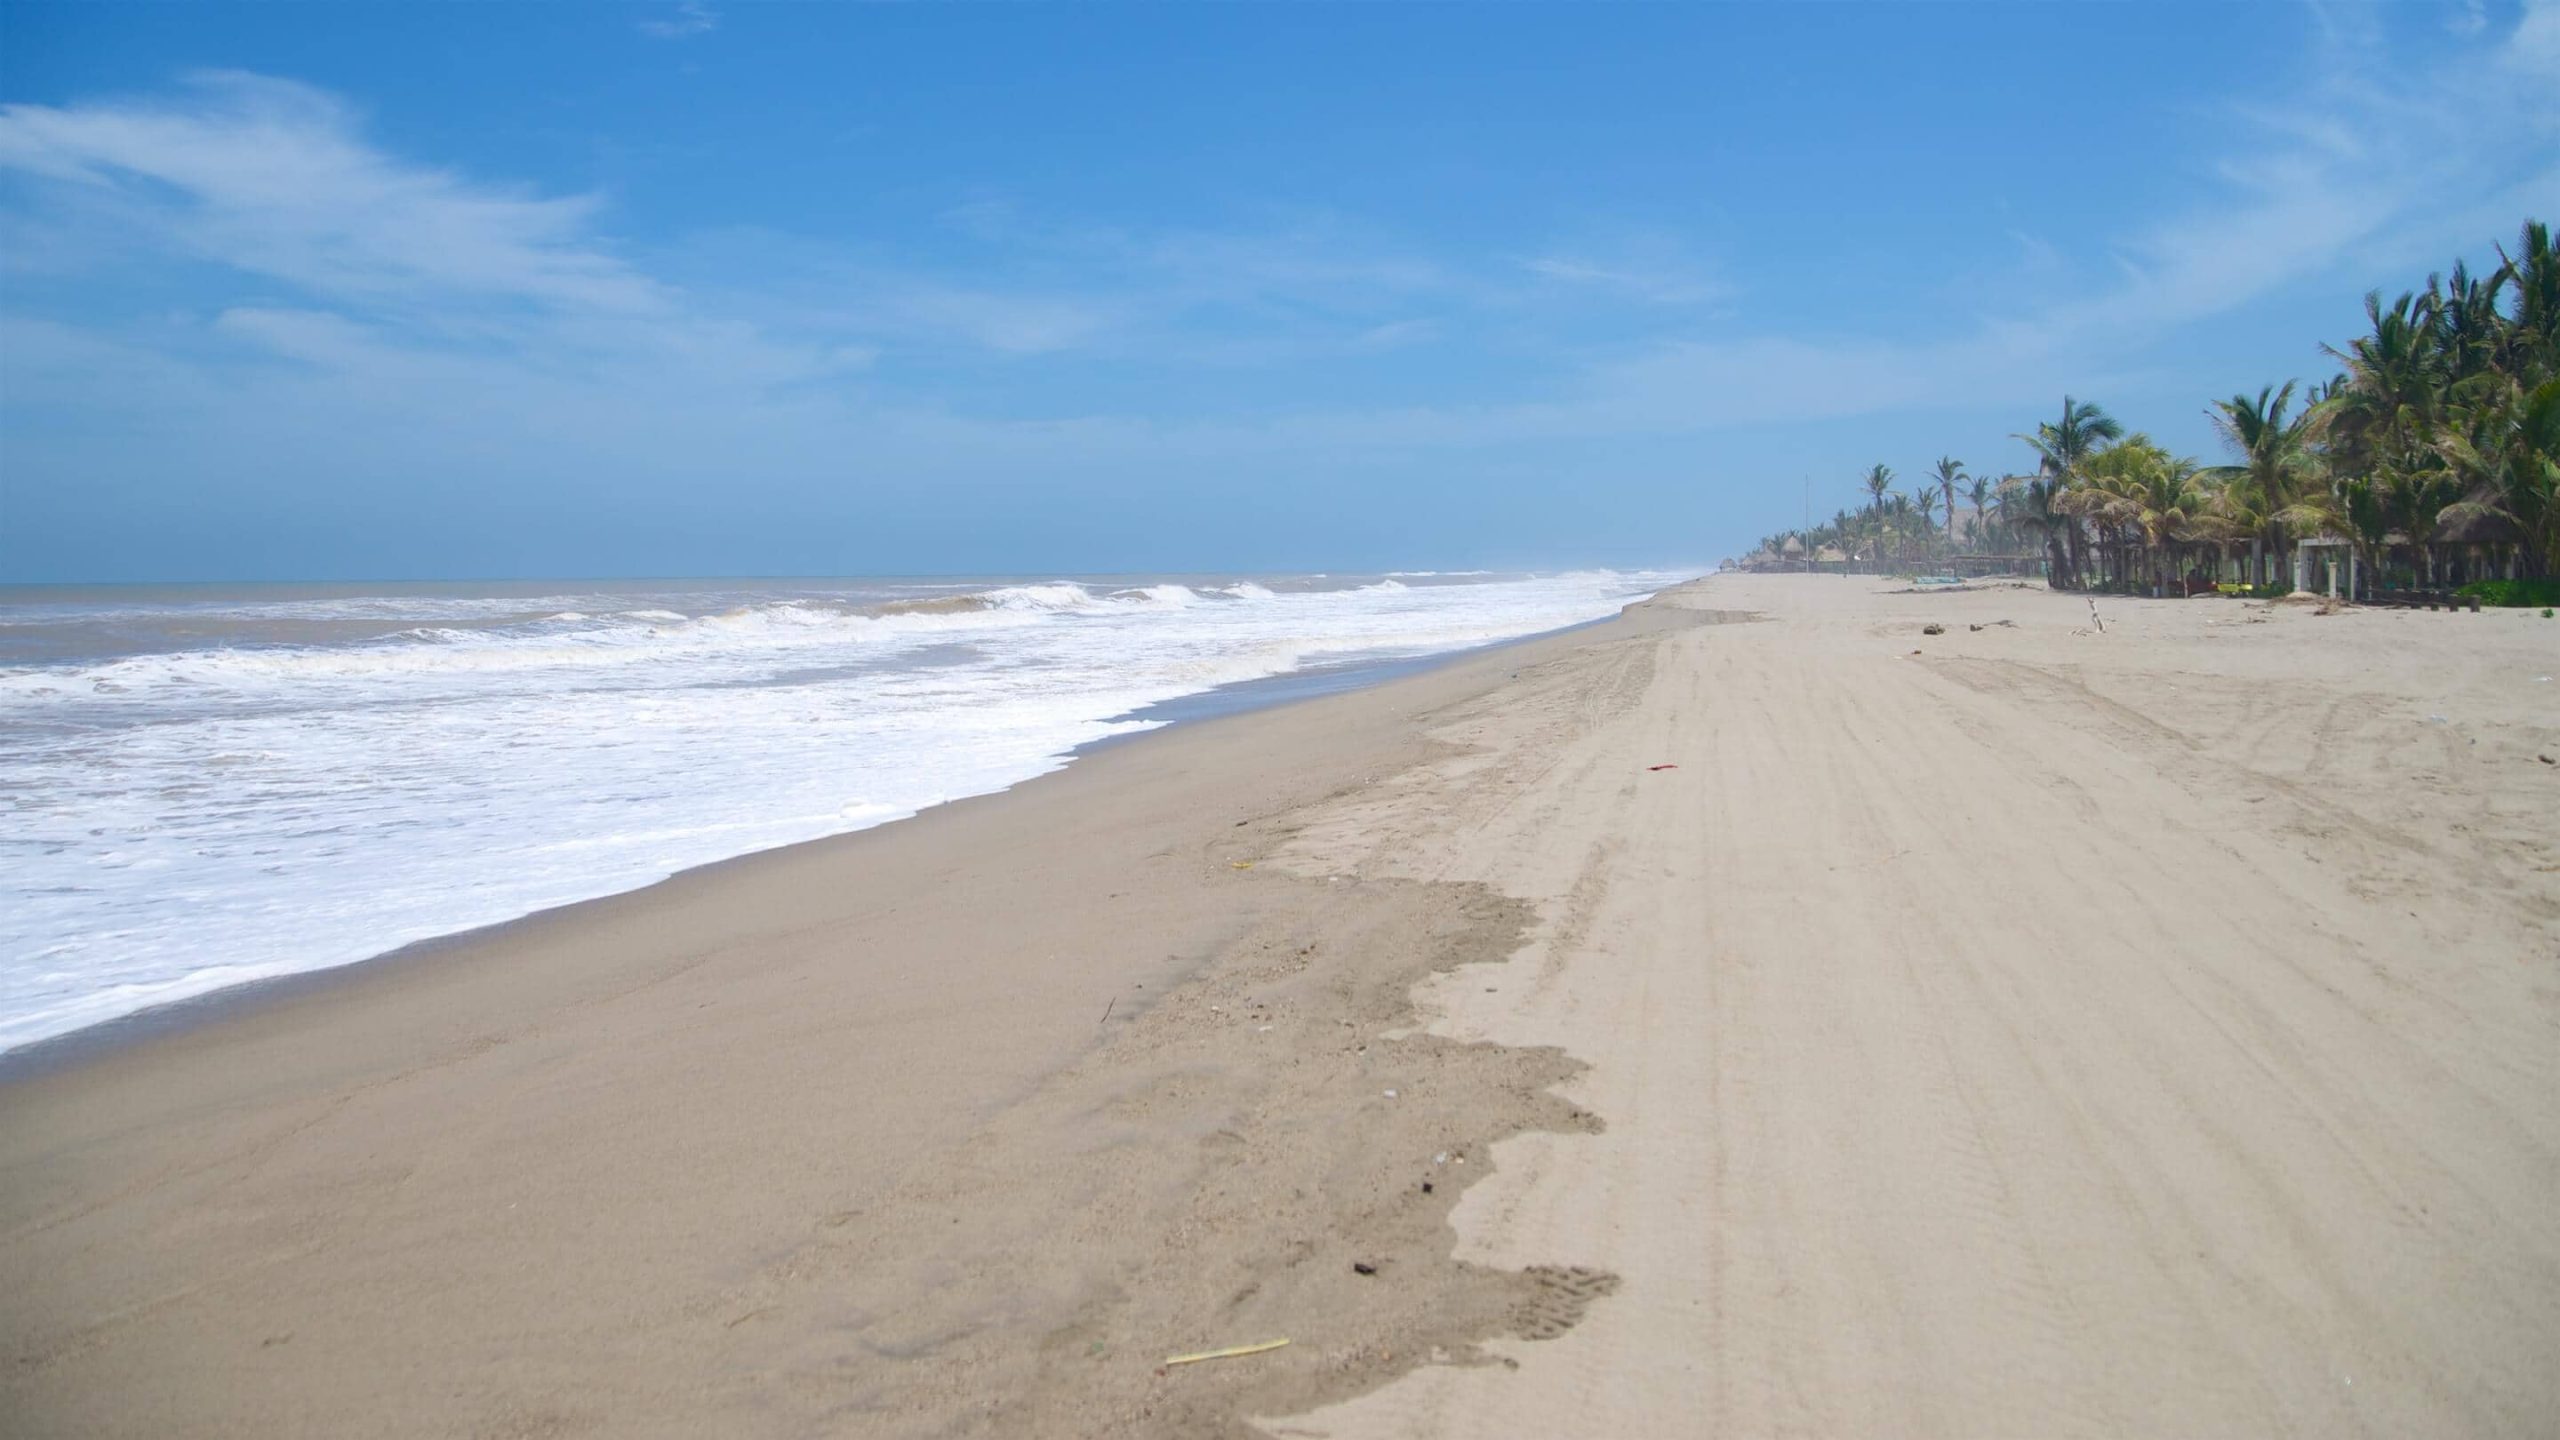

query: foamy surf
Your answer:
[0,570,1682,1052]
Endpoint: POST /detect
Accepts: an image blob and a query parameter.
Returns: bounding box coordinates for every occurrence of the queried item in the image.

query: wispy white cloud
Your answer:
[638,2,719,41]
[1456,0,2560,442]
[1091,3,2556,461]
[0,71,913,424]
[0,72,663,316]
[2066,2,2554,331]
[0,71,1717,397]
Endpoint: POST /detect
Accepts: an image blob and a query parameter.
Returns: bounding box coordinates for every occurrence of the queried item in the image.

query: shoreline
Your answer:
[0,609,1636,1081]
[6,574,2555,1437]
[2,583,1721,1437]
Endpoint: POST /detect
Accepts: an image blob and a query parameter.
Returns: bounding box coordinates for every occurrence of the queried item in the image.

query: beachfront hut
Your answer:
[2430,507,2530,586]
[2294,534,2357,599]
[2294,533,2422,600]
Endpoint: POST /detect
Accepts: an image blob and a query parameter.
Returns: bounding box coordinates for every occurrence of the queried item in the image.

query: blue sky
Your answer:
[2,2,2555,582]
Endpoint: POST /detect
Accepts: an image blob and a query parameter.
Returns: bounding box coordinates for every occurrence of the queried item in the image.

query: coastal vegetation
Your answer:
[1742,219,2559,602]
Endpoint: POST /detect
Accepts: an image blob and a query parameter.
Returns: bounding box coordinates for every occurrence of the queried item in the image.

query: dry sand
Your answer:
[3,575,2555,1437]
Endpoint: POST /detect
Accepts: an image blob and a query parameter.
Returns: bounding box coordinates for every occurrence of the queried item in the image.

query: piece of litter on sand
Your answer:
[1647,763,1678,771]
[1382,1088,1398,1098]
[1352,1261,1378,1276]
[1164,1338,1290,1367]
[1229,860,1253,870]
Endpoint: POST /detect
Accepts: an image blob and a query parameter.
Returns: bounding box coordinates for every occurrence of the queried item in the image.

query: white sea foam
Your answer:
[981,583,1100,611]
[1107,583,1202,608]
[0,570,1683,1052]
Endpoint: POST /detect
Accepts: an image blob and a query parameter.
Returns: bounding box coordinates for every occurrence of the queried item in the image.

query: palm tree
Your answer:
[2436,376,2560,576]
[1909,484,1943,557]
[2430,260,2511,385]
[1963,474,1995,552]
[1998,471,2064,581]
[2497,220,2557,383]
[2310,225,2558,588]
[1845,219,2552,598]
[2013,396,2123,588]
[2069,436,2216,594]
[1859,465,1896,570]
[2203,382,2315,587]
[2316,296,2444,584]
[2392,463,2470,586]
[1929,457,1965,566]
[1861,464,1895,514]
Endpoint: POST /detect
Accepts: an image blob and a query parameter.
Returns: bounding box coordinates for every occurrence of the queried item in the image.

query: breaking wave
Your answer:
[0,569,1686,1050]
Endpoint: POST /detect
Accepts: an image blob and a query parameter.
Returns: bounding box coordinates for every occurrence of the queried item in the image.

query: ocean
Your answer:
[0,570,1678,1052]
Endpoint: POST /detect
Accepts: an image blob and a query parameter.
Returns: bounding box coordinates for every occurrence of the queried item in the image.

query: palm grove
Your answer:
[1745,220,2559,604]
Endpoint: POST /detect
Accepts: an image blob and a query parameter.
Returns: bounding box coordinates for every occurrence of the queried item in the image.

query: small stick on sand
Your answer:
[1164,1338,1290,1367]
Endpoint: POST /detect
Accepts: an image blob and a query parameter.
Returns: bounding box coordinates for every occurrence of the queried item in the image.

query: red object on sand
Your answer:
[1648,764,1678,771]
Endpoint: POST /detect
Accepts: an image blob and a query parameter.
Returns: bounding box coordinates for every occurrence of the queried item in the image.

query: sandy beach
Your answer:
[4,574,2556,1437]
